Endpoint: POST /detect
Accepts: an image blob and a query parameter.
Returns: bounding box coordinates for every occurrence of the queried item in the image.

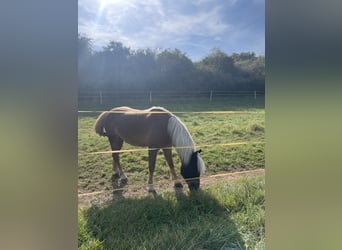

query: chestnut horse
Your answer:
[94,106,205,191]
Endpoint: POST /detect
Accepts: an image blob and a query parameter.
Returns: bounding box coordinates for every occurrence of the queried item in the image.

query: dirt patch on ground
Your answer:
[78,168,265,209]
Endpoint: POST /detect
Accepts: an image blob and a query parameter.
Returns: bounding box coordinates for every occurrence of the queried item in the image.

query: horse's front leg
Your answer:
[147,149,159,193]
[112,153,127,183]
[163,148,183,188]
[108,136,127,182]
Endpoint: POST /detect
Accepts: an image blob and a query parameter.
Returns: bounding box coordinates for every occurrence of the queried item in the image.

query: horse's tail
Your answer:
[94,111,110,136]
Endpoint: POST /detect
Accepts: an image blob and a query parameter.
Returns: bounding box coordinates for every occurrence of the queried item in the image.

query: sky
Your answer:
[78,0,264,61]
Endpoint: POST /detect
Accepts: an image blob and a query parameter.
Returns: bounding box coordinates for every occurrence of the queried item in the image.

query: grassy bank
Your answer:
[79,176,265,250]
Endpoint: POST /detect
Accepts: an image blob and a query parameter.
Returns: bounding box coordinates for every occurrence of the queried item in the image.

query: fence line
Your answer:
[78,110,264,114]
[79,141,265,156]
[78,168,264,197]
[79,90,265,105]
[79,90,264,94]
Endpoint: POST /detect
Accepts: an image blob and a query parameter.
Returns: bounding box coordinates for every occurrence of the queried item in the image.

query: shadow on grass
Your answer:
[82,188,245,250]
[111,174,127,201]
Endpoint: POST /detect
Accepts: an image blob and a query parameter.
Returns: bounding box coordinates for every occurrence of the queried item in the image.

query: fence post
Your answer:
[149,91,152,104]
[99,90,103,105]
[254,90,256,100]
[210,90,213,102]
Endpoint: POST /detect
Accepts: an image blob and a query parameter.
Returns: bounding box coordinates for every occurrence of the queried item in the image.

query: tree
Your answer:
[78,34,94,88]
[199,49,235,73]
[77,37,265,93]
[196,49,237,90]
[78,34,92,60]
[155,49,194,90]
[127,48,158,89]
[232,52,265,91]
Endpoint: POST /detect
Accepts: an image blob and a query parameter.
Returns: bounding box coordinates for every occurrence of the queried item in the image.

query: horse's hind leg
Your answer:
[147,149,159,193]
[163,148,183,188]
[108,136,127,182]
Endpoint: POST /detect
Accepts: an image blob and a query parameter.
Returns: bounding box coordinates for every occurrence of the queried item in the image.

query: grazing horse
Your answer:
[94,106,205,191]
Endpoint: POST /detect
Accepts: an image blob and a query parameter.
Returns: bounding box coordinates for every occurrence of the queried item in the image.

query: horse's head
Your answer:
[181,149,205,191]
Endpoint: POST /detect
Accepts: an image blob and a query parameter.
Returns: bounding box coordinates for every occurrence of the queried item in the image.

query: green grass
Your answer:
[78,176,265,250]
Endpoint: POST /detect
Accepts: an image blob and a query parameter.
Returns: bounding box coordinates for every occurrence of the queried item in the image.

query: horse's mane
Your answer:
[197,154,206,175]
[148,106,170,113]
[167,115,206,175]
[167,116,194,165]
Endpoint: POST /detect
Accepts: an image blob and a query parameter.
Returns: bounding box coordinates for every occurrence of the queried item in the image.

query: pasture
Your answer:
[78,97,265,249]
[79,177,265,250]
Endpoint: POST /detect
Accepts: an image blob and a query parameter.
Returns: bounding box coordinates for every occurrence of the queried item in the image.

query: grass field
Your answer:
[79,176,265,249]
[78,97,265,249]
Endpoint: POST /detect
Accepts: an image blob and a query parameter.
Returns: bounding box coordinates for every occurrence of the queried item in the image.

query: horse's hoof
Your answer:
[147,186,156,193]
[120,178,128,184]
[174,182,183,188]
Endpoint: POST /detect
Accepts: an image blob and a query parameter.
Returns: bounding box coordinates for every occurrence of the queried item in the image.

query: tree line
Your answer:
[78,34,264,92]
